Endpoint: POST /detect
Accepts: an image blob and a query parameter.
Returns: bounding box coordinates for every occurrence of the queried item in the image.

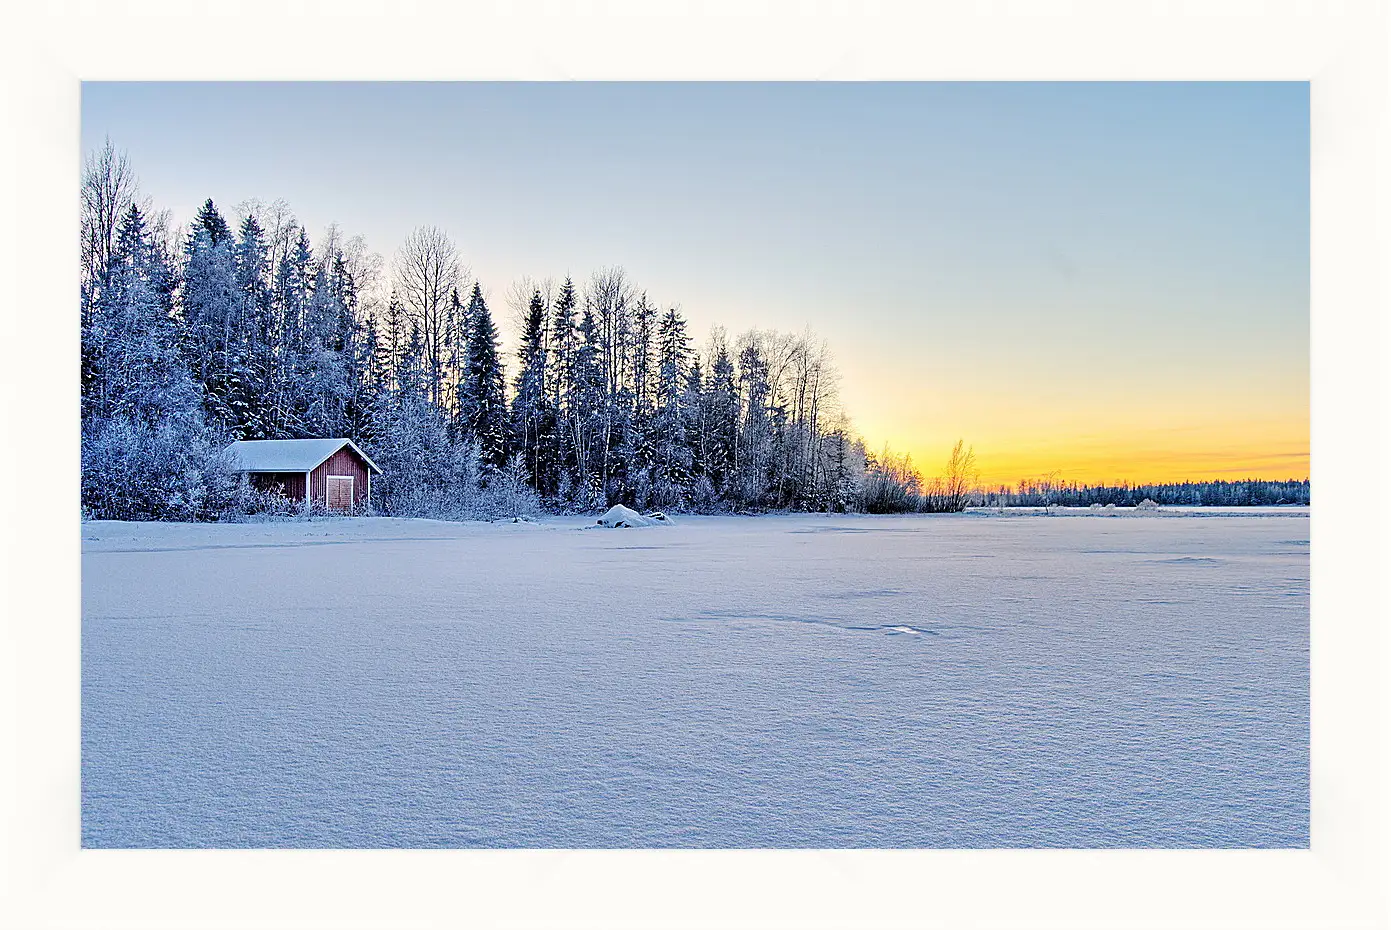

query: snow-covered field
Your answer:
[82,509,1309,848]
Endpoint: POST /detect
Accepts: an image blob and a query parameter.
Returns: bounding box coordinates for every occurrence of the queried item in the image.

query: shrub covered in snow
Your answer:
[1135,498,1160,511]
[219,484,302,521]
[475,454,544,521]
[81,416,238,522]
[683,475,722,514]
[364,426,541,522]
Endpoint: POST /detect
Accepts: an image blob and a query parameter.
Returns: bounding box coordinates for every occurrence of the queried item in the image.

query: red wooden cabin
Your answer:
[226,438,382,513]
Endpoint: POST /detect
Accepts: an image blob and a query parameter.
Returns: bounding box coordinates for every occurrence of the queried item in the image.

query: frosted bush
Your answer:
[220,483,301,521]
[684,475,722,514]
[475,454,543,521]
[82,415,237,522]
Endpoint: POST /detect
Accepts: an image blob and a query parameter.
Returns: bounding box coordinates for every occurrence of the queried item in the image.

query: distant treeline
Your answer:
[981,478,1310,508]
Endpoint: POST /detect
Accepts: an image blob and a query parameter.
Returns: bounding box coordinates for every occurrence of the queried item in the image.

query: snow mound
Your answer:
[597,505,674,528]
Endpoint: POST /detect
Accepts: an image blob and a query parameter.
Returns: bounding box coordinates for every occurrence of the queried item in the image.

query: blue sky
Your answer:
[82,82,1309,483]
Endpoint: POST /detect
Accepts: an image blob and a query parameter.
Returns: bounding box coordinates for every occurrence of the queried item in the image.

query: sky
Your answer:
[81,82,1309,486]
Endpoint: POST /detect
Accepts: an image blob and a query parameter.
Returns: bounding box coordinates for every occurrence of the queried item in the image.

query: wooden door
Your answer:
[327,476,354,513]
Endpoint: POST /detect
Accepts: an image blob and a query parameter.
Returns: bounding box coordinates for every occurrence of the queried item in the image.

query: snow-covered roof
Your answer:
[225,438,382,475]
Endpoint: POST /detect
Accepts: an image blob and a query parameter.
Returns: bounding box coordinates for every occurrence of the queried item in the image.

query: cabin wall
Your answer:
[249,472,307,501]
[309,447,371,510]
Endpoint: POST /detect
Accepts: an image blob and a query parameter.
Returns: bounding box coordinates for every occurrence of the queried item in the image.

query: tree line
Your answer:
[981,477,1311,508]
[79,141,888,521]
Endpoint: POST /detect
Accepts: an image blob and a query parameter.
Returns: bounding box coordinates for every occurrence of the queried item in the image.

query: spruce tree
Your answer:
[182,202,240,431]
[456,282,508,468]
[512,287,556,494]
[232,214,273,437]
[568,305,605,503]
[651,307,693,507]
[193,197,232,247]
[548,276,579,485]
[382,290,407,391]
[685,354,707,478]
[706,341,739,494]
[268,227,314,436]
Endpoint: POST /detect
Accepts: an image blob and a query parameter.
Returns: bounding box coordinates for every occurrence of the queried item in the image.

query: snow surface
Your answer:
[82,509,1309,848]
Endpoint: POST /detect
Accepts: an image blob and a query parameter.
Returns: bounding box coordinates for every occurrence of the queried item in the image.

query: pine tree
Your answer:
[268,227,314,436]
[444,286,467,419]
[456,282,508,468]
[232,214,274,437]
[193,197,232,247]
[382,290,407,391]
[548,276,579,486]
[685,354,707,478]
[706,339,739,495]
[299,251,353,436]
[651,307,693,507]
[181,200,240,431]
[568,304,605,505]
[735,342,773,507]
[511,287,556,494]
[97,204,199,425]
[356,308,384,442]
[629,295,658,488]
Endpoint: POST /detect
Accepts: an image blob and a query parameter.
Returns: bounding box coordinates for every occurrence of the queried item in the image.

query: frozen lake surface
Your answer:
[82,509,1309,848]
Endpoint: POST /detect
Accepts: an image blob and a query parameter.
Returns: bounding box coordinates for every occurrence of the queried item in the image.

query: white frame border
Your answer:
[1,2,1384,929]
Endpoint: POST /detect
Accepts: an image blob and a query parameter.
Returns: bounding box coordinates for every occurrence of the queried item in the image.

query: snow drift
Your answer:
[596,505,674,528]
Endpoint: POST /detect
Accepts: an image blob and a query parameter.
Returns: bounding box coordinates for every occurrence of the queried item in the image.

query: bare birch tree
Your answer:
[81,138,140,295]
[394,226,463,407]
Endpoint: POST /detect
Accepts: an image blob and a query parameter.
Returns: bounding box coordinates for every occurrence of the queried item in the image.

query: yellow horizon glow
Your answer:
[901,440,1310,489]
[882,419,1309,489]
[840,346,1309,490]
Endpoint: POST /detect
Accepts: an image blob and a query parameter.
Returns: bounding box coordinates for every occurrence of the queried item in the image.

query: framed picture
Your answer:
[3,3,1384,929]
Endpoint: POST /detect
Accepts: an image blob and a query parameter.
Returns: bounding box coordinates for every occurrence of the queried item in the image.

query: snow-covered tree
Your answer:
[455,283,508,468]
[181,200,242,430]
[511,287,556,493]
[704,335,739,496]
[649,307,693,508]
[82,204,231,522]
[394,226,461,407]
